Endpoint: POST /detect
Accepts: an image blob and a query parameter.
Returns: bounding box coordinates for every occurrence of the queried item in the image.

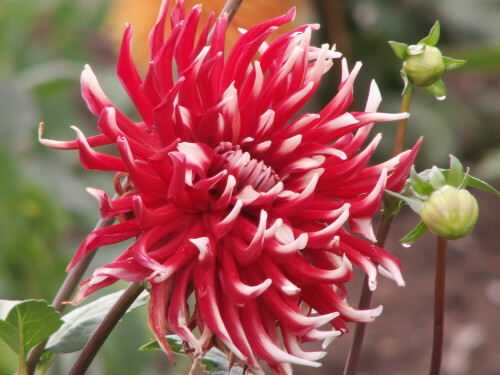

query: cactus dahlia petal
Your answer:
[40,0,420,372]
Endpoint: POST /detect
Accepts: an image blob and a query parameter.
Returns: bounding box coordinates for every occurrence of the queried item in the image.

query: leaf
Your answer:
[140,335,244,375]
[139,336,183,352]
[410,166,435,196]
[385,190,424,214]
[0,300,63,356]
[388,41,408,60]
[419,21,440,46]
[0,300,22,320]
[426,79,446,100]
[458,167,471,189]
[400,221,428,244]
[465,175,500,197]
[447,155,464,187]
[442,56,466,71]
[36,350,55,375]
[203,347,244,375]
[400,69,413,95]
[46,290,149,353]
[429,166,447,189]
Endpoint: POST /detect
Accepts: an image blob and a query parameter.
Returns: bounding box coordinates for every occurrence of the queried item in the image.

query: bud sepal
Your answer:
[389,21,466,100]
[385,155,499,243]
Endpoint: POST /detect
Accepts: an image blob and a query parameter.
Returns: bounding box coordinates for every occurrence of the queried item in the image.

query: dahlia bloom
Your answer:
[41,0,420,372]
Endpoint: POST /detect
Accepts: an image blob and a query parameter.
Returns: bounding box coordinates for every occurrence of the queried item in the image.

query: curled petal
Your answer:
[220,251,271,307]
[240,299,322,367]
[149,280,175,362]
[72,127,126,171]
[81,64,113,115]
[39,122,111,150]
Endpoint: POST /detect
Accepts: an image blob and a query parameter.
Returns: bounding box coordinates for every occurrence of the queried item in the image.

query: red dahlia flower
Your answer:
[40,0,420,373]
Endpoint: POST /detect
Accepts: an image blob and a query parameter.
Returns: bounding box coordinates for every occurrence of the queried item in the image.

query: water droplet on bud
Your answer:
[436,95,446,101]
[402,242,414,248]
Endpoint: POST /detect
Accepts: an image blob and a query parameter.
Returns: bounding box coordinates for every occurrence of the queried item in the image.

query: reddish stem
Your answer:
[343,90,412,375]
[68,282,145,375]
[429,236,447,375]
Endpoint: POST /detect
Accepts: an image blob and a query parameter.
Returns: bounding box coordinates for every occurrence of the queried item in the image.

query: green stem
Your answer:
[68,282,144,375]
[429,236,447,375]
[393,90,413,156]
[343,90,413,375]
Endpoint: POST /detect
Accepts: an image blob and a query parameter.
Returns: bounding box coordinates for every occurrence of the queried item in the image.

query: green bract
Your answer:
[420,185,479,240]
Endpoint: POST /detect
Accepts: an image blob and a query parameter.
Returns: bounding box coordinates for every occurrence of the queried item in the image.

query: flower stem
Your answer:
[208,0,244,42]
[25,216,115,375]
[393,90,413,156]
[343,212,393,375]
[343,90,413,375]
[218,0,244,26]
[68,282,145,375]
[429,236,447,375]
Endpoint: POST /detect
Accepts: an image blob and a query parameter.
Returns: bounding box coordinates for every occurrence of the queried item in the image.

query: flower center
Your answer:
[215,142,280,193]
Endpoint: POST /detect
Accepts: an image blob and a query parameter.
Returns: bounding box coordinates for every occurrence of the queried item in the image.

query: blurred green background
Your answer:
[0,0,499,374]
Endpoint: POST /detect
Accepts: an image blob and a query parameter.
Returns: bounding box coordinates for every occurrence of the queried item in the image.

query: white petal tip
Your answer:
[370,305,383,318]
[282,285,301,295]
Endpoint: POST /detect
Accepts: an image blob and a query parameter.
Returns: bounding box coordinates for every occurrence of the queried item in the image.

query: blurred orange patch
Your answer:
[106,0,311,68]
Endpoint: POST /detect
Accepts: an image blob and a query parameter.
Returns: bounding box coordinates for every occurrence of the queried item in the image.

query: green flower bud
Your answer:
[403,44,445,87]
[420,185,479,240]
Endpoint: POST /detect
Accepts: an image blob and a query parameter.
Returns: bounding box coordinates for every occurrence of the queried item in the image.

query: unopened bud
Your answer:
[420,185,478,240]
[403,45,445,87]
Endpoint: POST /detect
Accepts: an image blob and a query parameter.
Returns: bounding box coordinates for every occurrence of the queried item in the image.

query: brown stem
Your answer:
[25,216,115,375]
[343,212,393,375]
[68,282,145,375]
[317,0,350,58]
[429,236,447,375]
[208,0,244,42]
[343,89,413,375]
[217,0,243,27]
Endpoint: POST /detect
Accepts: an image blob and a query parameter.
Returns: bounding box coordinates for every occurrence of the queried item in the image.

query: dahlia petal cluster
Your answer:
[41,0,420,372]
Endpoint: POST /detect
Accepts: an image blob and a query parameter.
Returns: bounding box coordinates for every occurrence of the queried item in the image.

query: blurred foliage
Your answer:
[0,0,499,374]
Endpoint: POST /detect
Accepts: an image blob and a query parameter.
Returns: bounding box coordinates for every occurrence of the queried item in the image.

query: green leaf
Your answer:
[46,290,148,353]
[400,221,428,244]
[458,167,471,189]
[447,155,464,187]
[388,41,408,60]
[442,56,466,71]
[465,175,500,197]
[429,166,447,189]
[426,79,446,100]
[410,166,435,196]
[140,335,244,374]
[419,21,440,46]
[0,300,63,356]
[139,336,182,352]
[36,351,55,375]
[400,69,413,95]
[385,190,424,214]
[203,347,244,375]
